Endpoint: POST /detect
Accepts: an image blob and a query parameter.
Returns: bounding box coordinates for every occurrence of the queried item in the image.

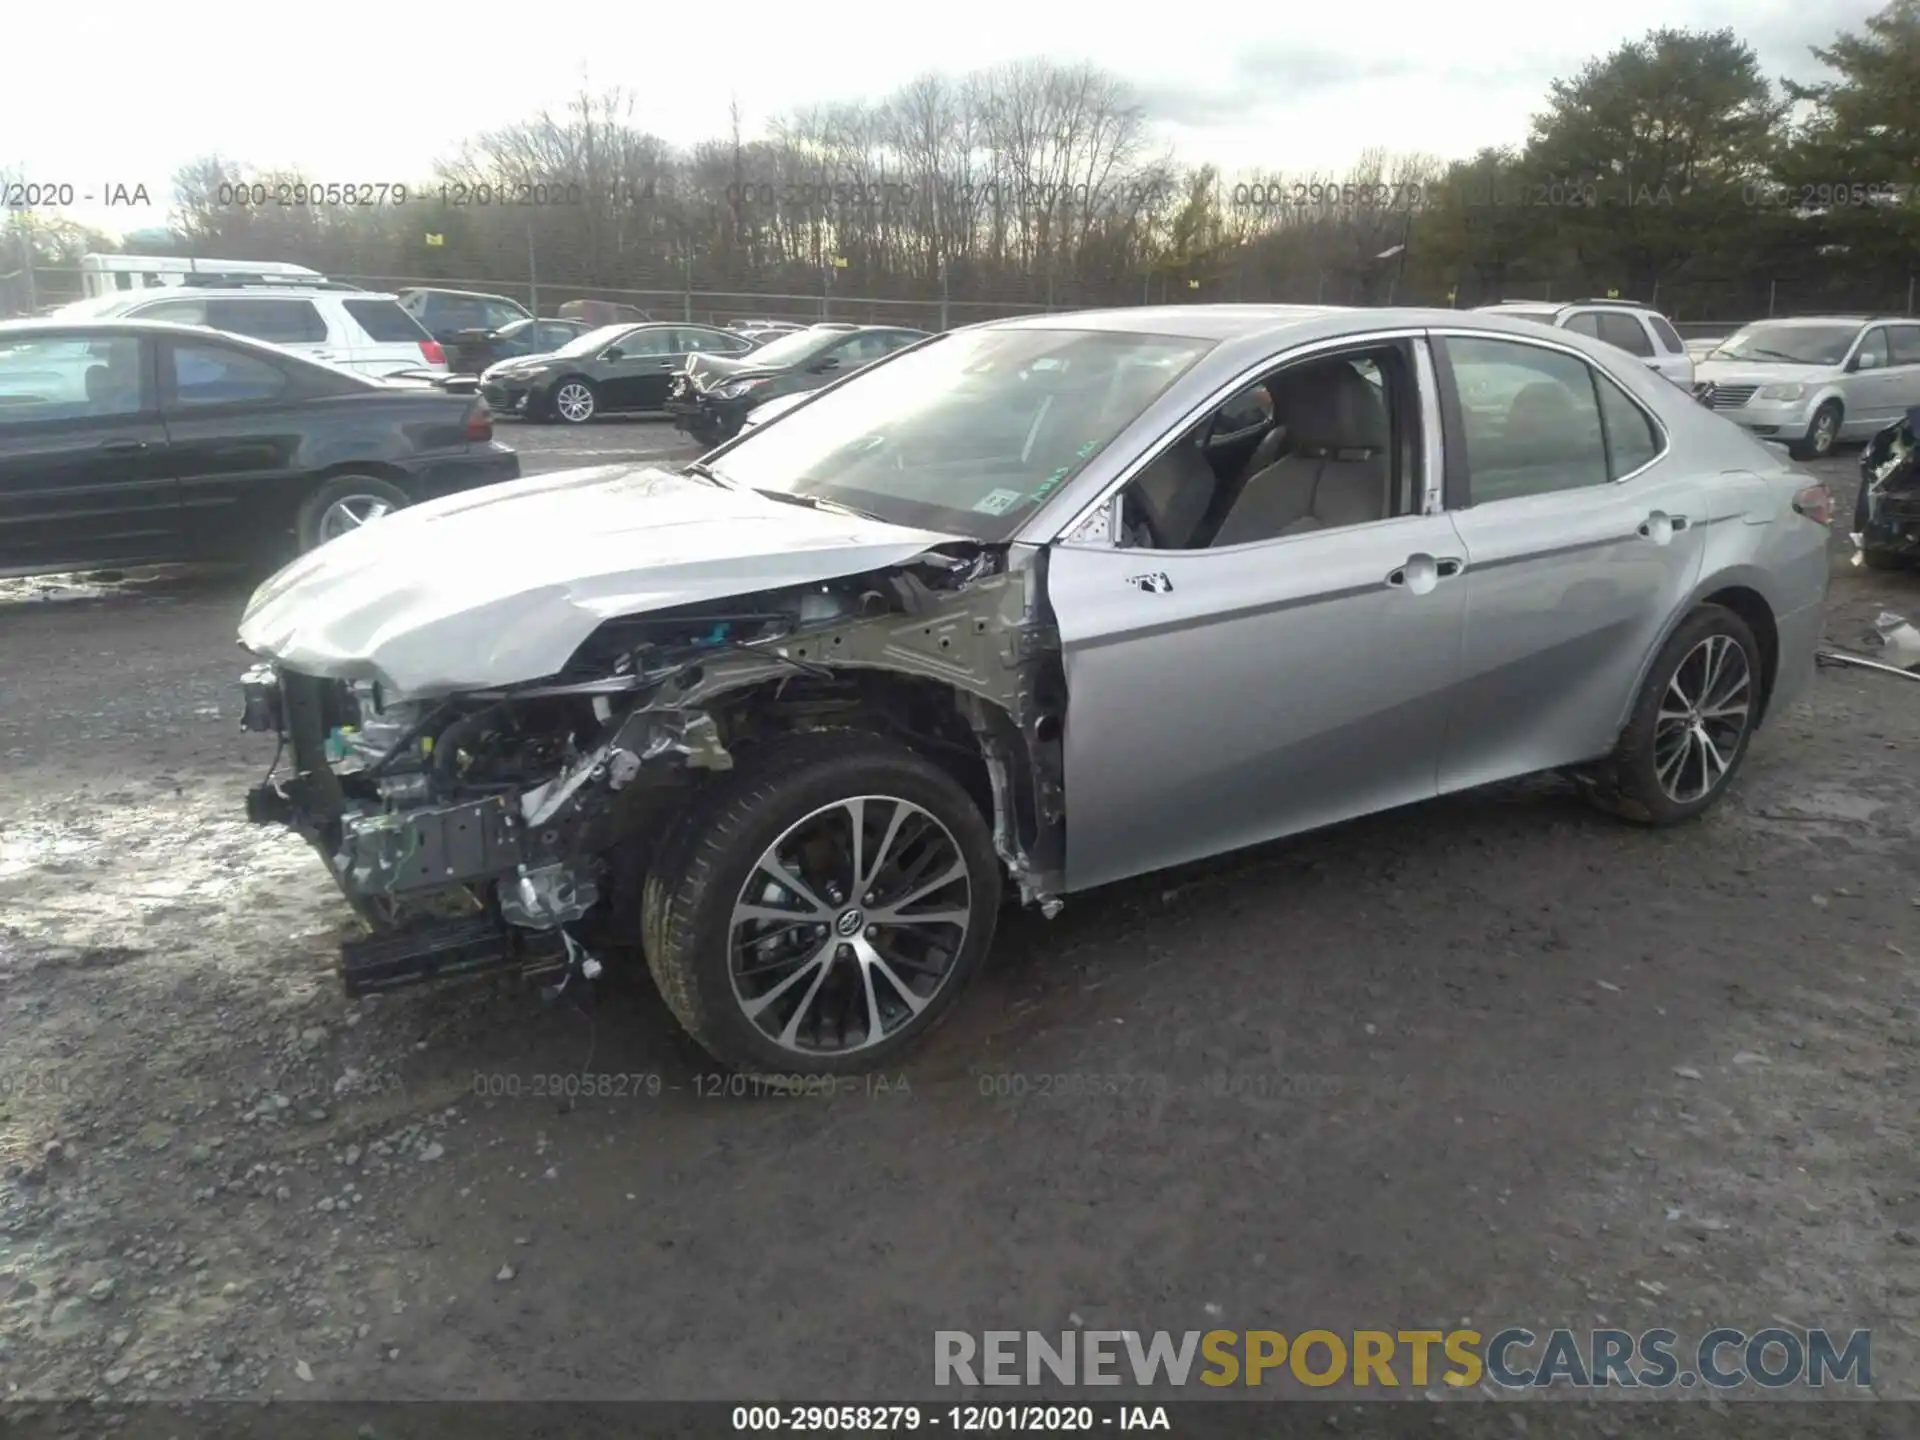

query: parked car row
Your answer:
[475,319,926,430]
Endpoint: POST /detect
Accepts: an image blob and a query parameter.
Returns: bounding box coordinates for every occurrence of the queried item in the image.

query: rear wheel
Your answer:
[642,731,1002,1075]
[1585,604,1762,826]
[551,377,597,424]
[295,474,411,552]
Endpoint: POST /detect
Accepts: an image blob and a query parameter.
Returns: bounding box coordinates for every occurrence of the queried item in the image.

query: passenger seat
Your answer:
[1209,363,1391,546]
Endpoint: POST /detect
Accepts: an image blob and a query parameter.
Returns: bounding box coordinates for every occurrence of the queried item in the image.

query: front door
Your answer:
[0,331,179,573]
[1049,515,1467,891]
[1432,332,1709,792]
[597,328,680,411]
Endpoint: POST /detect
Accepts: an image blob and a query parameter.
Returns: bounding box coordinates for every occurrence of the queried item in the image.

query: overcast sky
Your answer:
[1,0,1886,237]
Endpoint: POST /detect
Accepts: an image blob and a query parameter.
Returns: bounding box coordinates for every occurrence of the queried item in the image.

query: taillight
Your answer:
[419,339,446,366]
[462,402,492,442]
[1792,482,1835,525]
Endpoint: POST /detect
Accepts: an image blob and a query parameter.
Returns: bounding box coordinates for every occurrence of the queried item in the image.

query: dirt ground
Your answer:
[0,429,1916,1424]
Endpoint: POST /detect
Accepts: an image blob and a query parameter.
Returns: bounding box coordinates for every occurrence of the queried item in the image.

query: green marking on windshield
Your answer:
[1030,464,1073,501]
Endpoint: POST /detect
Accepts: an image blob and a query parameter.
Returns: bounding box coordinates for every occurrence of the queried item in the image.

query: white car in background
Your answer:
[1692,316,1920,460]
[53,285,448,378]
[1476,299,1694,389]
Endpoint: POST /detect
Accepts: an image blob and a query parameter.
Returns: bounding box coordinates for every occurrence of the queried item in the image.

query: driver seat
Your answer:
[1209,362,1391,546]
[1129,430,1218,549]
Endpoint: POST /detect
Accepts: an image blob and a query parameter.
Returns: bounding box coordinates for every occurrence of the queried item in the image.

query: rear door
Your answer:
[156,335,315,561]
[338,297,437,376]
[0,330,178,572]
[1432,331,1707,791]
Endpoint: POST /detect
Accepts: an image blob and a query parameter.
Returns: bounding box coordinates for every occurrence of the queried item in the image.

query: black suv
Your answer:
[397,288,533,345]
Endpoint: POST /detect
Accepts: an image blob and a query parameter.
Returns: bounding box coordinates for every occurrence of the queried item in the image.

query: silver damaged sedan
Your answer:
[234,305,1835,1074]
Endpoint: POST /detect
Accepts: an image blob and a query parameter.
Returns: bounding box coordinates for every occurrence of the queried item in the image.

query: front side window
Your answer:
[1648,315,1686,354]
[1855,327,1890,368]
[1117,349,1408,551]
[0,335,144,421]
[1561,313,1603,339]
[707,327,1214,540]
[169,343,288,406]
[609,328,675,358]
[1445,337,1610,503]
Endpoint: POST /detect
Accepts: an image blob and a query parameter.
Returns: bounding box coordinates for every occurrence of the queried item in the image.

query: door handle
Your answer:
[1638,511,1690,542]
[97,439,149,453]
[1386,553,1463,594]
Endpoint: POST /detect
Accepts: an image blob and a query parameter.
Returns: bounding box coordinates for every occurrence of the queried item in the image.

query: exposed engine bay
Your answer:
[240,544,1067,998]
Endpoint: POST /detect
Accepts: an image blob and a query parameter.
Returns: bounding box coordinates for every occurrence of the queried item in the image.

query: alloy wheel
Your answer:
[318,495,393,543]
[727,795,973,1057]
[1810,407,1838,455]
[555,382,595,423]
[1652,634,1753,804]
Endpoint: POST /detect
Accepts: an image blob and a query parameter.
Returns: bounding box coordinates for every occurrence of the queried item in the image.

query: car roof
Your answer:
[1740,315,1885,327]
[98,287,400,303]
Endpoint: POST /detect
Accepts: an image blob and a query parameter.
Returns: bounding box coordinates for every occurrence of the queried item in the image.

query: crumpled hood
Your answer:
[238,465,960,697]
[1693,360,1832,389]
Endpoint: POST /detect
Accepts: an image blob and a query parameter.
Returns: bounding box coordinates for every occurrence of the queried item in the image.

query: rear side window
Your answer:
[168,343,289,406]
[1595,312,1655,357]
[205,299,328,345]
[1445,337,1611,503]
[343,299,432,343]
[1593,371,1661,477]
[1648,315,1686,354]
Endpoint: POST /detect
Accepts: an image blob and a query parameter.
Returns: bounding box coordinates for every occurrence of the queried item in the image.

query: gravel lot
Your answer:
[0,429,1916,1427]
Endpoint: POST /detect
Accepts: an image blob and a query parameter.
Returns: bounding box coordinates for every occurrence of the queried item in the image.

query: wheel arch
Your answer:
[693,668,1064,904]
[1612,570,1782,741]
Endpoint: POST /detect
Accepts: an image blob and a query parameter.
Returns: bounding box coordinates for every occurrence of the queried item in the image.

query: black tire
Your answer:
[1791,400,1842,460]
[1587,604,1763,826]
[550,376,598,424]
[641,731,1003,1075]
[686,420,722,448]
[294,474,412,553]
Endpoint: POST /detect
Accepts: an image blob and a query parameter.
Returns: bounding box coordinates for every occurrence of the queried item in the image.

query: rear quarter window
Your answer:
[343,299,433,344]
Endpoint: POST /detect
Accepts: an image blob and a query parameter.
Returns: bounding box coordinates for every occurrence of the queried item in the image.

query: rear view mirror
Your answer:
[810,357,840,373]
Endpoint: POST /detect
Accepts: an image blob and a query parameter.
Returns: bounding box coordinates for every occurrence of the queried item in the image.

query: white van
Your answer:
[78,254,326,299]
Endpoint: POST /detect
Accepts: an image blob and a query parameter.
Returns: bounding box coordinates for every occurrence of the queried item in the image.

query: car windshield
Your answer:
[1710,323,1860,365]
[742,328,854,368]
[706,327,1215,539]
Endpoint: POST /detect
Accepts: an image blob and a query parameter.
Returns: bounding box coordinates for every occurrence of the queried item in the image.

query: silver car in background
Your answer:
[1693,315,1920,459]
[233,305,1833,1075]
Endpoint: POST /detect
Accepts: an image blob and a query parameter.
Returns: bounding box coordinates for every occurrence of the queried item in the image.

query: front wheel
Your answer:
[1586,604,1763,826]
[641,732,1003,1075]
[1792,401,1842,460]
[551,377,598,424]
